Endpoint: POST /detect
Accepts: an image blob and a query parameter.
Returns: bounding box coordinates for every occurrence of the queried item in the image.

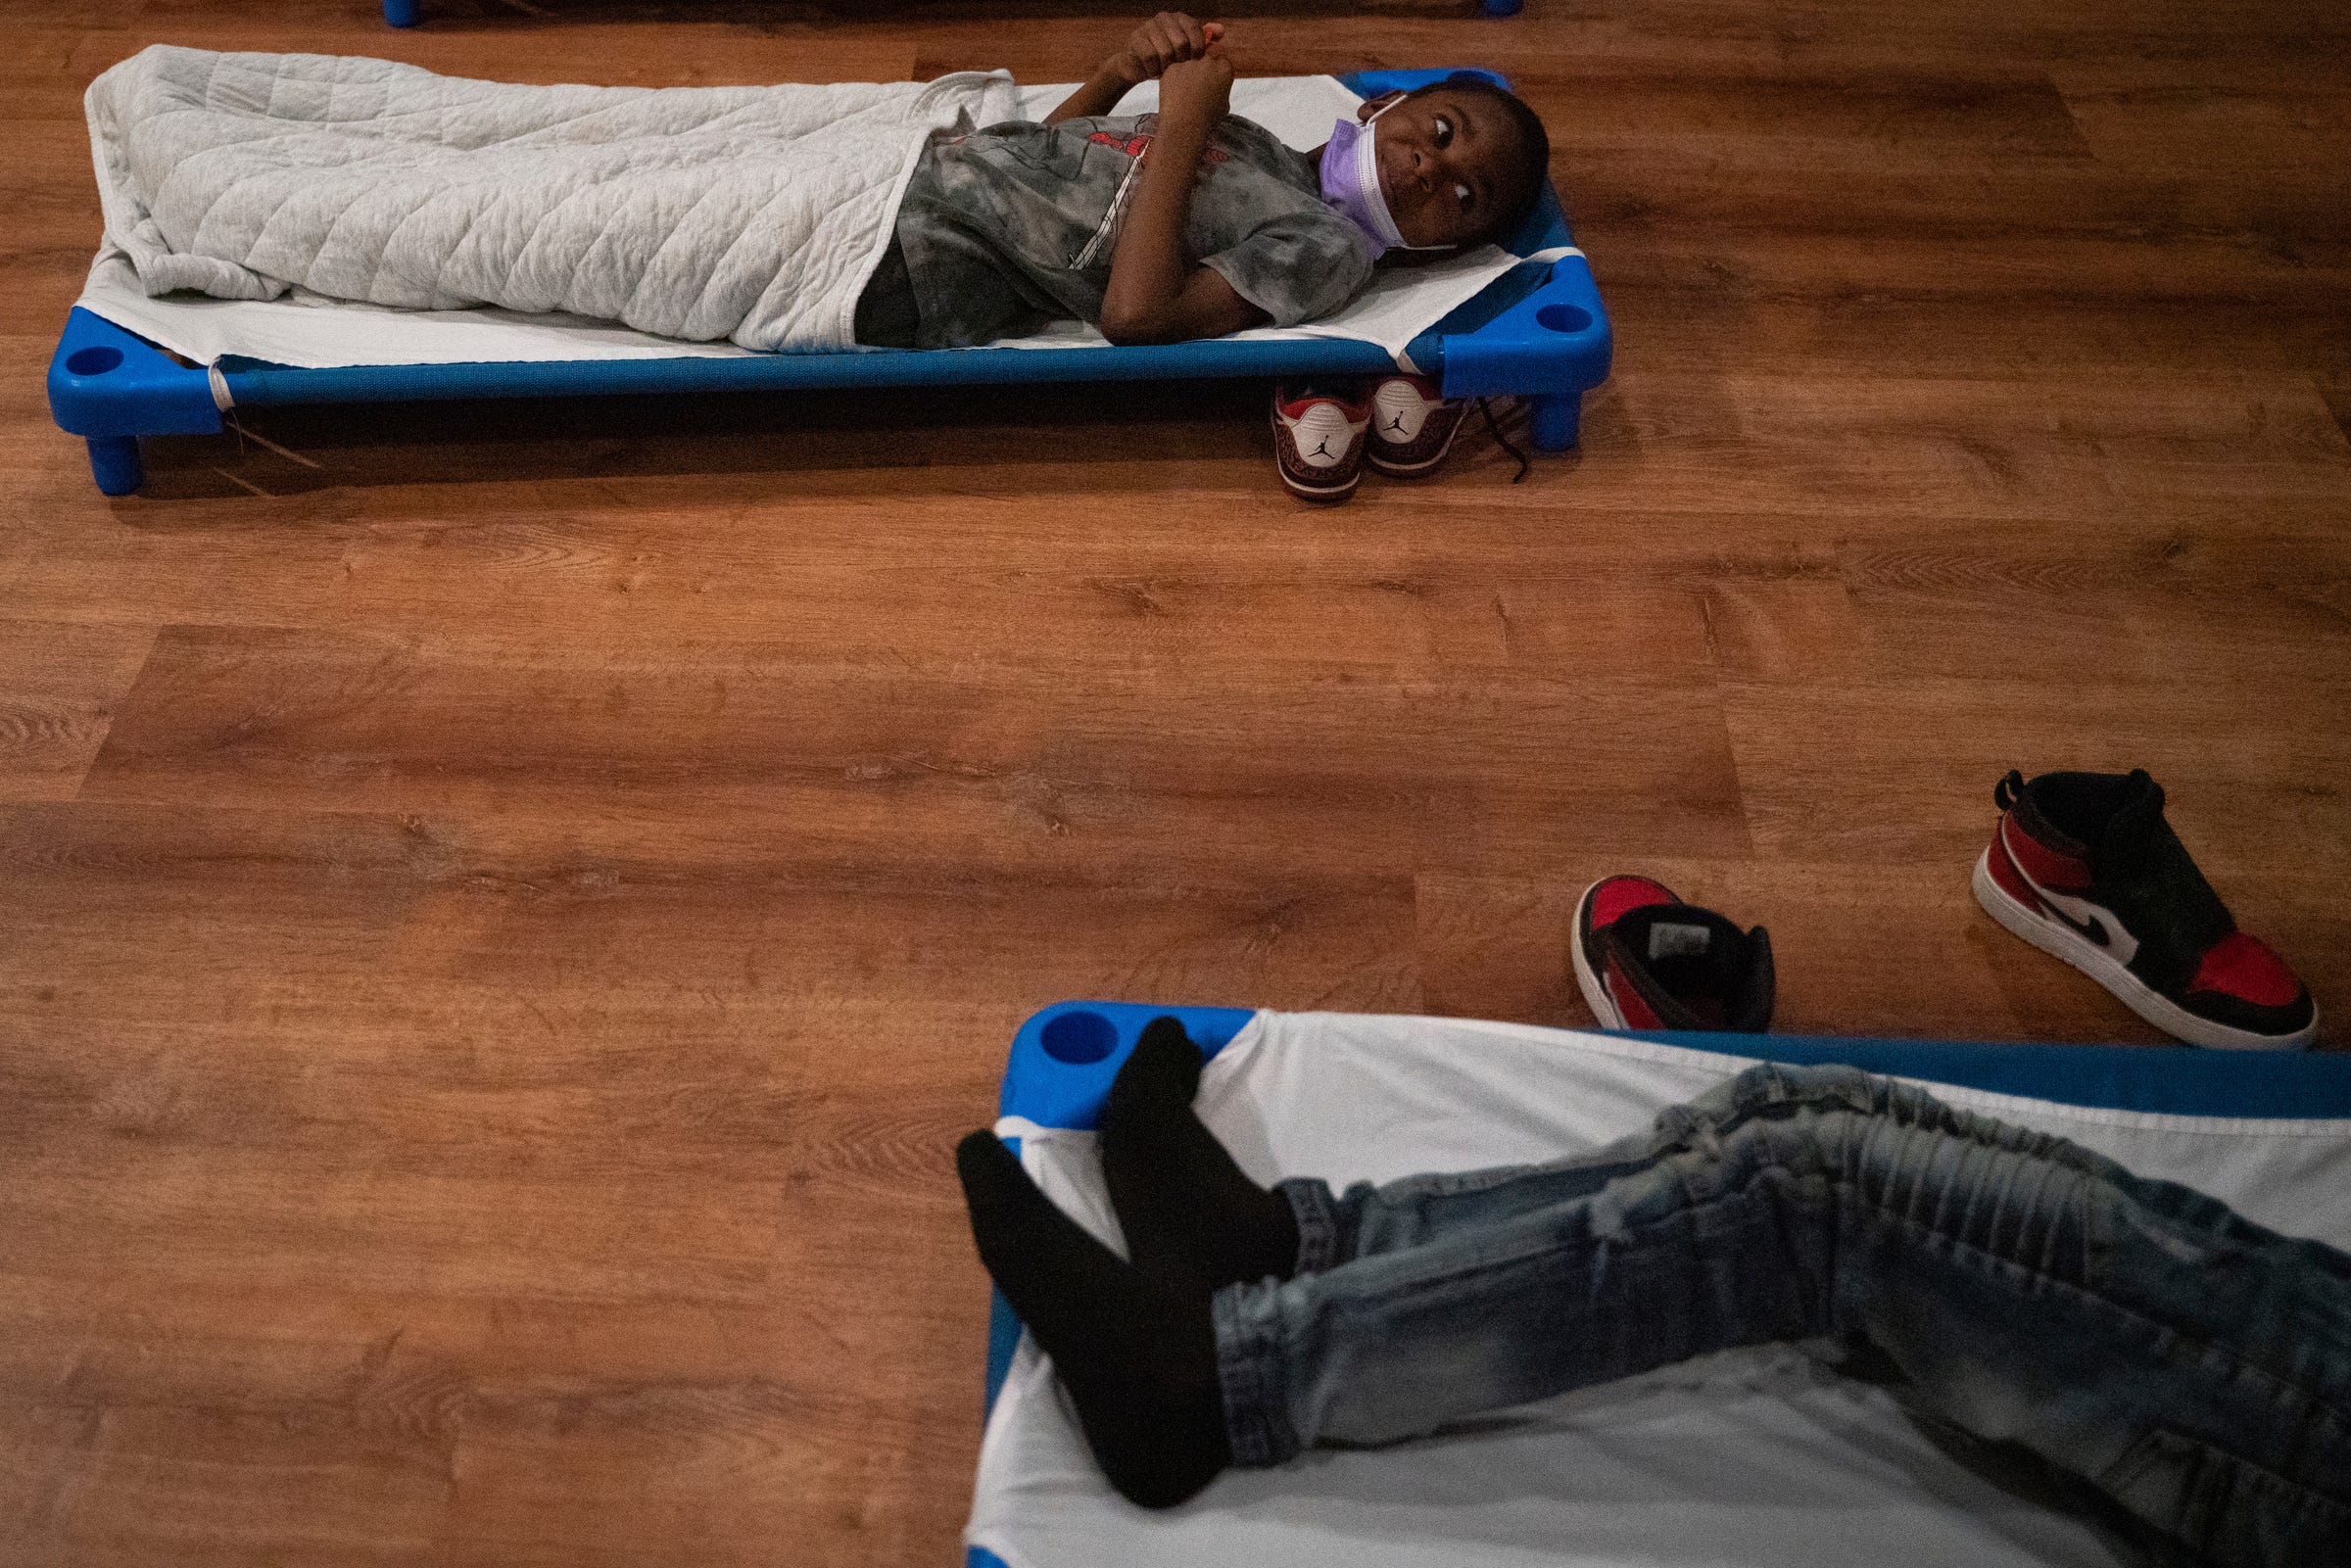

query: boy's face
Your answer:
[1362,88,1528,250]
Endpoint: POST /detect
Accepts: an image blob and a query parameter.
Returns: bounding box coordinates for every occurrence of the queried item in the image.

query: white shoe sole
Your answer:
[1971,849,2316,1051]
[1568,879,1629,1029]
[1275,468,1359,500]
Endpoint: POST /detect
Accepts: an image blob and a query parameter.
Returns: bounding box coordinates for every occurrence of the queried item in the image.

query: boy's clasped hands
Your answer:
[1103,12,1228,93]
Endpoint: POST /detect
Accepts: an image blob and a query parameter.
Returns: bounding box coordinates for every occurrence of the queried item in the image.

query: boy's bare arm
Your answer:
[1047,13,1223,123]
[1097,51,1267,345]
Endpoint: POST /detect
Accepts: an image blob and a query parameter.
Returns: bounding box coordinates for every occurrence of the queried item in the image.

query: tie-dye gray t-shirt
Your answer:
[865,113,1375,349]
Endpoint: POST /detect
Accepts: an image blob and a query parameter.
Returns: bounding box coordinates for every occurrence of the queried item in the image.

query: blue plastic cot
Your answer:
[46,69,1607,497]
[972,999,2351,1568]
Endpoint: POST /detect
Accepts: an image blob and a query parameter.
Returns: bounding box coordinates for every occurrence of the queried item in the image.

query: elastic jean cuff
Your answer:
[1278,1177,1342,1275]
[1212,1282,1299,1467]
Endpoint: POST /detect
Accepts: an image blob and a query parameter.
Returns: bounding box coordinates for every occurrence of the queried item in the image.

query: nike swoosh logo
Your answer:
[2041,902,2109,946]
[2000,820,2139,964]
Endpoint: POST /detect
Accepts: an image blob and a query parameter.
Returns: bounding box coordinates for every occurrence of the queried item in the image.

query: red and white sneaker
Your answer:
[1365,373,1466,477]
[1570,876,1775,1032]
[1271,383,1368,502]
[1973,769,2317,1050]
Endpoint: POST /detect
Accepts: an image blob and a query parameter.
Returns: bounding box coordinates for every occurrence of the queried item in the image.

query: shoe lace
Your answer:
[1477,398,1531,484]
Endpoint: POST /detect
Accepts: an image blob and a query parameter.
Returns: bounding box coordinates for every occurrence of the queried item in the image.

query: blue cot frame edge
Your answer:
[47,308,224,496]
[48,71,1607,493]
[966,999,2351,1566]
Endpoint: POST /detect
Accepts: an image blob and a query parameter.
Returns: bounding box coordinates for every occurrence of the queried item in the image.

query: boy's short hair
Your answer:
[1406,74,1552,245]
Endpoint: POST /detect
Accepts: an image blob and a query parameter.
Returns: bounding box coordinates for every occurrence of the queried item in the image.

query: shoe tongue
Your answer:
[1614,904,1745,966]
[2090,771,2235,952]
[1605,906,1770,1031]
[2101,769,2165,843]
[2094,769,2180,869]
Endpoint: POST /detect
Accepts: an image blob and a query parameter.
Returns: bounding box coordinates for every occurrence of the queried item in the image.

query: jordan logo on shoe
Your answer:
[1310,437,1333,457]
[1384,413,1407,433]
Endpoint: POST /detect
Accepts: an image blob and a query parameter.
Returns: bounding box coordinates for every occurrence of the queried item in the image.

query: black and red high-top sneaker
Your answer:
[1973,769,2317,1050]
[1570,876,1775,1032]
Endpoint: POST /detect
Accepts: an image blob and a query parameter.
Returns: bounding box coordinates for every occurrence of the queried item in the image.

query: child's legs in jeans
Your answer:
[1275,1130,1678,1275]
[1222,1064,2351,1568]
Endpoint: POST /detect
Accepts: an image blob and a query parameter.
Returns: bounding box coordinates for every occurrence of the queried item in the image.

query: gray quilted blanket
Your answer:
[84,45,1020,351]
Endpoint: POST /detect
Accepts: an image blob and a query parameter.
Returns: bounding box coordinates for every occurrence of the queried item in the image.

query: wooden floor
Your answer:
[4,1,2349,1562]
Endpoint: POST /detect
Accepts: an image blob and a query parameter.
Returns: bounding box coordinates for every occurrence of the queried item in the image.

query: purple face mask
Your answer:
[1318,113,1407,258]
[1319,99,1455,259]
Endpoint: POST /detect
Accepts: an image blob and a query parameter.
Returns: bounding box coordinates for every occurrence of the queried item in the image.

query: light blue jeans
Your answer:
[1213,1064,2351,1567]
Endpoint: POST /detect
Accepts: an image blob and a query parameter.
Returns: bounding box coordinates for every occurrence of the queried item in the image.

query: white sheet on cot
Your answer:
[73,75,1521,373]
[966,1011,2351,1568]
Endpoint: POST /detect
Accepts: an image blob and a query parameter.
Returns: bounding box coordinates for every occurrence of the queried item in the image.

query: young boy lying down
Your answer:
[853,14,1553,352]
[88,26,1548,498]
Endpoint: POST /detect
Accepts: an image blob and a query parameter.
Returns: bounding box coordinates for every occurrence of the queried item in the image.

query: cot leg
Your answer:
[385,0,421,25]
[1530,393,1581,451]
[86,436,143,497]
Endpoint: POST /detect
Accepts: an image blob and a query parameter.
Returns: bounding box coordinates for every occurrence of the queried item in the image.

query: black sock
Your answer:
[1099,1017,1302,1287]
[956,1129,1228,1508]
